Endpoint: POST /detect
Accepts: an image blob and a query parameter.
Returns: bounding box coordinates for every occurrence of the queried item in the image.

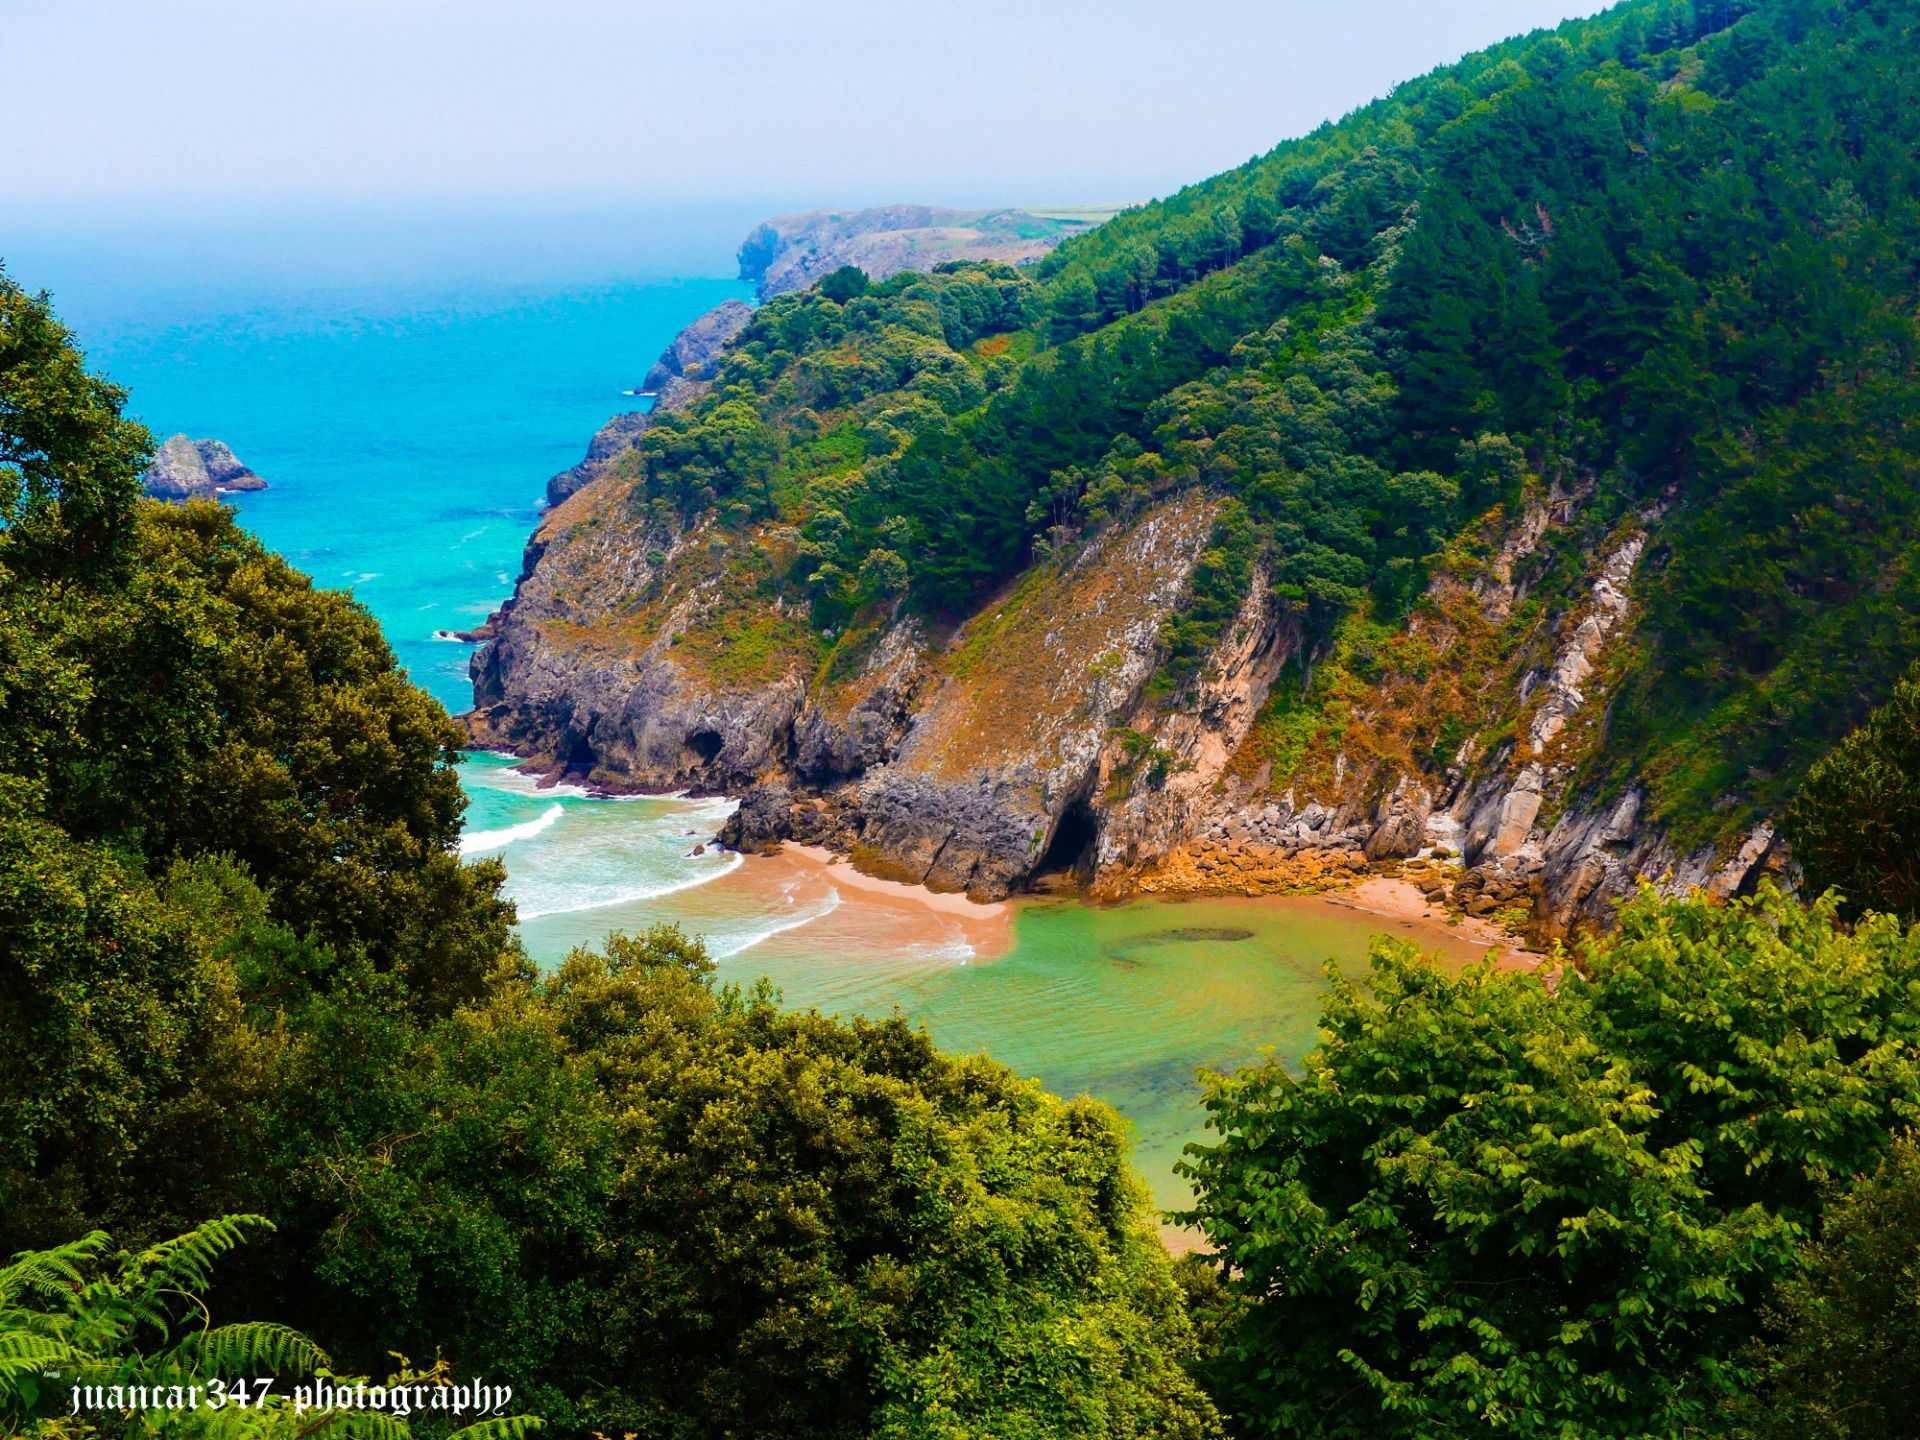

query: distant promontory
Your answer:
[141,435,267,500]
[737,205,1117,299]
[542,203,1120,507]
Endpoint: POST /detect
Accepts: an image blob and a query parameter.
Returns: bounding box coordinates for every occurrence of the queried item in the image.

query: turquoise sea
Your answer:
[12,205,1457,1208]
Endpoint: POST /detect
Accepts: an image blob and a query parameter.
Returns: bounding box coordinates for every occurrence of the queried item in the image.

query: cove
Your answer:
[465,753,1502,1210]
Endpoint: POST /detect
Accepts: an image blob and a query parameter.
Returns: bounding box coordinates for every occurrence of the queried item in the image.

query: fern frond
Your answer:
[0,1233,110,1304]
[168,1322,331,1378]
[446,1416,545,1440]
[0,1334,86,1369]
[127,1215,273,1302]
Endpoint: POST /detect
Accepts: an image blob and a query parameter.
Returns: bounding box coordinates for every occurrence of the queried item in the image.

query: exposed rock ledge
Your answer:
[141,435,266,501]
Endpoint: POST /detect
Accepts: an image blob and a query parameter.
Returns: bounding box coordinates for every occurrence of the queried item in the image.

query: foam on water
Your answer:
[515,851,746,921]
[459,802,563,855]
[709,886,845,959]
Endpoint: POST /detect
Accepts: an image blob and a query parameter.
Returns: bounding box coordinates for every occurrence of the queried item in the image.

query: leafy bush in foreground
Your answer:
[1180,884,1920,1438]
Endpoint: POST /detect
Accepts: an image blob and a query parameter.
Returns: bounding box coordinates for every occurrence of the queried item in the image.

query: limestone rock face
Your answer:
[478,427,1792,930]
[468,491,1217,900]
[847,497,1220,897]
[140,435,267,500]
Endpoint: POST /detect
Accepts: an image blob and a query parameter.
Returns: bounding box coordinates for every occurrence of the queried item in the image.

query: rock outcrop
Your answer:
[640,299,752,395]
[545,412,651,508]
[472,450,1795,927]
[469,484,1217,900]
[737,205,1111,299]
[140,436,266,501]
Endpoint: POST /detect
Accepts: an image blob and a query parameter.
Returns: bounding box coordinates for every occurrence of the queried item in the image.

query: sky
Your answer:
[7,0,1614,214]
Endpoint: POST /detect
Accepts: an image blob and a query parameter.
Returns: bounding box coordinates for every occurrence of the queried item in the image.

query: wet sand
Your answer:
[708,843,1015,965]
[789,845,1013,943]
[1327,876,1542,969]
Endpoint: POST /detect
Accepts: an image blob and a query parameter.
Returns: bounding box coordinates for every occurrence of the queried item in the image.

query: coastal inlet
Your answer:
[460,751,1502,1209]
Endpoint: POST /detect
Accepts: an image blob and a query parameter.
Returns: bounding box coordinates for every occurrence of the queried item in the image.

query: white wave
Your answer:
[710,887,844,959]
[907,937,978,964]
[460,803,563,855]
[514,849,744,920]
[460,762,739,818]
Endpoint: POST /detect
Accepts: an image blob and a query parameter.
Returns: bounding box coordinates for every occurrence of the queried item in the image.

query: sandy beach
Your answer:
[713,842,1017,964]
[1326,876,1543,969]
[719,842,1533,975]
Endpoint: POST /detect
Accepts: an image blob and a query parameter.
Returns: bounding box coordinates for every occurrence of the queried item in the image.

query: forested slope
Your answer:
[473,0,1920,935]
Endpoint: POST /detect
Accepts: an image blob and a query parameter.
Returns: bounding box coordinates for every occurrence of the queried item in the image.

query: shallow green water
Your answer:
[744,895,1390,1212]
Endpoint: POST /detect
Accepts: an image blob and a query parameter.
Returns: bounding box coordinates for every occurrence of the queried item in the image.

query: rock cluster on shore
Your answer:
[140,435,266,501]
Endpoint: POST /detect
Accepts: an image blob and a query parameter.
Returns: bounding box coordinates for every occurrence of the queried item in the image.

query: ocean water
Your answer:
[13,205,1444,1210]
[10,205,758,711]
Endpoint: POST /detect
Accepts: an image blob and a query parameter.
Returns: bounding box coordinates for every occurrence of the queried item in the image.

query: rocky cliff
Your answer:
[470,445,1785,934]
[471,258,1796,932]
[468,0,1914,934]
[738,205,1113,299]
[640,299,753,396]
[141,435,266,500]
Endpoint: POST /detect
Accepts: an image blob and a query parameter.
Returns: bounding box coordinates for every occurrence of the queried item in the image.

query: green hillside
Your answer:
[611,0,1920,850]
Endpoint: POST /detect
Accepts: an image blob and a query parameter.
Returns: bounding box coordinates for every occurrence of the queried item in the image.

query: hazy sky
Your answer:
[8,0,1611,211]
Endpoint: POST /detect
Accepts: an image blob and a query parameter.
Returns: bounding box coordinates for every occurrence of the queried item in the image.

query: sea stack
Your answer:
[140,434,268,500]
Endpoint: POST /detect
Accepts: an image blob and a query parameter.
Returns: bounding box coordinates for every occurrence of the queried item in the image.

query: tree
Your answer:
[299,926,1225,1440]
[0,270,152,578]
[1178,937,1791,1439]
[1729,1135,1920,1440]
[1181,883,1920,1438]
[816,265,870,304]
[1573,883,1920,1218]
[1786,663,1920,921]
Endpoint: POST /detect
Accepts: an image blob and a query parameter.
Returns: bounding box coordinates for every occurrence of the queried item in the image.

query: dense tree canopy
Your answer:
[1179,884,1920,1438]
[1786,662,1920,922]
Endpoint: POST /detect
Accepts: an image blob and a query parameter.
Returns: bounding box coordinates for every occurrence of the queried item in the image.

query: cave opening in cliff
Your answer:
[687,729,724,765]
[1038,800,1098,881]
